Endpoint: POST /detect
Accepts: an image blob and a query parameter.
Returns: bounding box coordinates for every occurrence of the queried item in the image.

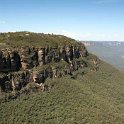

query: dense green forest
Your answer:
[0,31,83,48]
[1,62,124,124]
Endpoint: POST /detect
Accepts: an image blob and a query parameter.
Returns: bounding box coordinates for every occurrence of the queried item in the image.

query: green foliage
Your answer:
[0,31,84,48]
[0,32,124,124]
[0,73,7,78]
[33,60,69,72]
[0,62,124,124]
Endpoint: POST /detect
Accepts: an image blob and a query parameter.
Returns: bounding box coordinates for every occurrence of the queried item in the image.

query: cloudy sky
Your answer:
[0,0,124,41]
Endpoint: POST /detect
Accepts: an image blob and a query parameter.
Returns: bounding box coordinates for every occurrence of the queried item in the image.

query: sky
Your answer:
[0,0,124,41]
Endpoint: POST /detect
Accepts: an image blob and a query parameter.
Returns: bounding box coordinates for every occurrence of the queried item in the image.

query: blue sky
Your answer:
[0,0,124,41]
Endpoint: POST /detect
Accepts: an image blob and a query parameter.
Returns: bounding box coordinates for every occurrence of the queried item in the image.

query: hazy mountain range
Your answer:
[83,41,124,71]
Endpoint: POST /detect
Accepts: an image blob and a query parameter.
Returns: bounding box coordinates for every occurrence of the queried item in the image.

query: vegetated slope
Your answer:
[0,32,124,124]
[0,31,81,47]
[0,61,124,124]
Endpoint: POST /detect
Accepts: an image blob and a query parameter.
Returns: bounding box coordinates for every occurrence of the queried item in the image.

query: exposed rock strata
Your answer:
[0,45,89,93]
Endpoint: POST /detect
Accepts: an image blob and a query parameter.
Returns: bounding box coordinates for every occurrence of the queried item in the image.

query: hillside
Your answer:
[0,31,82,47]
[0,32,124,124]
[0,62,124,124]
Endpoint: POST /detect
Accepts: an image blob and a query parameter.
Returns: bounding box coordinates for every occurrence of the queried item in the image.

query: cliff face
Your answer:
[0,59,124,124]
[0,36,93,94]
[0,45,88,71]
[1,32,124,124]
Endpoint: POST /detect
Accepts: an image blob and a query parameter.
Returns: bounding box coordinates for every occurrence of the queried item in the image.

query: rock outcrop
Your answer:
[0,44,90,93]
[0,45,88,71]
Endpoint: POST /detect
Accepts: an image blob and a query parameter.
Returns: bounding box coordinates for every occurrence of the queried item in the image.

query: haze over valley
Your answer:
[84,41,124,71]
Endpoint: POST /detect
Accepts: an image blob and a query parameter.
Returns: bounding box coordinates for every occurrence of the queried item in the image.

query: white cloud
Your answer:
[61,30,80,38]
[55,30,124,41]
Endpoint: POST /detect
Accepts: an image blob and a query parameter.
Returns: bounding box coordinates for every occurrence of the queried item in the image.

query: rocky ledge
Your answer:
[0,44,99,95]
